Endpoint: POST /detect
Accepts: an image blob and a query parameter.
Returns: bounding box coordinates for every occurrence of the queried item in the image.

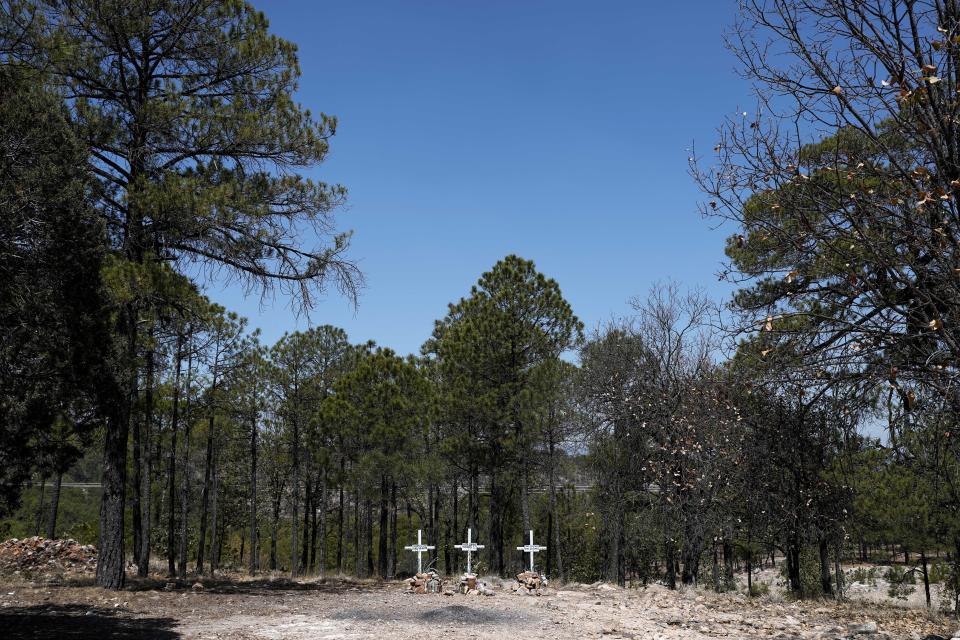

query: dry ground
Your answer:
[0,574,954,640]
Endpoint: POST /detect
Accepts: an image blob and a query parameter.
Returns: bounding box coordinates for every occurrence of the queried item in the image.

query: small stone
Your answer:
[191,582,204,592]
[601,620,620,634]
[850,622,878,635]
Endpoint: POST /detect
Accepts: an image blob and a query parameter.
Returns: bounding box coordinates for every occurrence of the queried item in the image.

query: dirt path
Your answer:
[0,576,952,640]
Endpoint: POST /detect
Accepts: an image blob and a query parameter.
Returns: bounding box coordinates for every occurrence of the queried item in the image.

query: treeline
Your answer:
[7,0,960,613]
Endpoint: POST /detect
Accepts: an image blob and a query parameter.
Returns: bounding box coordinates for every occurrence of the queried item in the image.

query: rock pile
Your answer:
[0,537,97,578]
[405,570,443,594]
[455,573,495,596]
[513,570,547,595]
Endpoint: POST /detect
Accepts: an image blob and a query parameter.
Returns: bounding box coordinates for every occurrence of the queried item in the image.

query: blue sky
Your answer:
[209,0,747,354]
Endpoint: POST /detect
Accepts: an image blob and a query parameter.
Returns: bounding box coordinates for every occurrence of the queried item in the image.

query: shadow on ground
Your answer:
[1,603,179,639]
[331,603,530,625]
[57,574,391,596]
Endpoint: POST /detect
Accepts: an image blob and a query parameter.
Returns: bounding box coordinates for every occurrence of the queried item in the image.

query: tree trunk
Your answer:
[354,490,361,577]
[270,494,281,571]
[300,479,311,573]
[138,348,155,578]
[818,537,833,596]
[319,472,327,577]
[196,412,215,573]
[97,296,138,590]
[177,333,194,580]
[167,332,183,577]
[548,437,563,581]
[248,409,257,576]
[921,550,931,608]
[365,498,374,577]
[209,457,219,575]
[34,473,46,537]
[427,483,435,567]
[520,466,531,537]
[309,483,318,573]
[337,461,344,573]
[468,468,476,534]
[723,540,734,592]
[132,400,143,568]
[834,538,844,599]
[45,469,63,540]
[388,480,397,578]
[96,400,130,589]
[378,475,389,579]
[665,528,677,590]
[290,419,300,580]
[786,534,802,595]
[489,463,504,575]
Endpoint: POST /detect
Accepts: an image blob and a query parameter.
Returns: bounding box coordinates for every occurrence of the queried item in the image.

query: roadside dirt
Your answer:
[0,574,953,640]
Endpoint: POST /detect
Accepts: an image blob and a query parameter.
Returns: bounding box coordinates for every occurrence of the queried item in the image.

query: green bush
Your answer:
[849,566,878,586]
[748,580,770,597]
[884,565,917,600]
[928,561,949,585]
[778,546,823,598]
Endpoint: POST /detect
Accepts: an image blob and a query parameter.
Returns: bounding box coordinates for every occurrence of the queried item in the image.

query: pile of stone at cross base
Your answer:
[512,570,547,595]
[405,569,443,594]
[449,572,495,596]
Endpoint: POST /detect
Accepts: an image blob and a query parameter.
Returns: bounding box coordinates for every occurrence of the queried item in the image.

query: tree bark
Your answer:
[818,537,833,596]
[300,479,310,573]
[177,332,194,580]
[137,347,155,577]
[34,473,46,537]
[196,412,215,573]
[489,462,504,575]
[378,475,389,579]
[209,459,219,575]
[167,332,183,577]
[337,459,344,574]
[132,393,142,569]
[388,480,397,578]
[365,498,374,577]
[96,400,130,589]
[318,471,327,577]
[290,417,300,579]
[248,407,258,576]
[270,493,281,571]
[97,300,138,589]
[786,534,802,595]
[353,490,361,576]
[309,480,318,573]
[548,436,564,581]
[45,469,62,539]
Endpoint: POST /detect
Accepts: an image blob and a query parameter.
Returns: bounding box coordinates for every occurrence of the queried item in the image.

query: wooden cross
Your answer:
[404,529,435,574]
[516,529,546,573]
[454,527,484,575]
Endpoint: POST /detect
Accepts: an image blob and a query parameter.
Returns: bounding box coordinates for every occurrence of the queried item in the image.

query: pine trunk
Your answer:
[137,348,155,577]
[177,335,194,580]
[378,475,389,579]
[248,409,258,576]
[196,413,215,573]
[45,469,63,539]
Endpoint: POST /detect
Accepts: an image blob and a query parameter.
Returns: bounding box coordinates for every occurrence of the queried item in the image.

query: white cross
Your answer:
[516,529,546,573]
[454,527,484,575]
[403,529,435,574]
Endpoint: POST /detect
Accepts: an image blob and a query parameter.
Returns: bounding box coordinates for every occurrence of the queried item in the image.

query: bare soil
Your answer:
[0,574,953,640]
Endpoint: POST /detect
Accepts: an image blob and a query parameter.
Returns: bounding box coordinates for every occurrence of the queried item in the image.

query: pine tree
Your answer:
[8,0,361,588]
[430,255,582,574]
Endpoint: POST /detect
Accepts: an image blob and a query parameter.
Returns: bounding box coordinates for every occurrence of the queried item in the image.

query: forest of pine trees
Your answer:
[6,0,960,616]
